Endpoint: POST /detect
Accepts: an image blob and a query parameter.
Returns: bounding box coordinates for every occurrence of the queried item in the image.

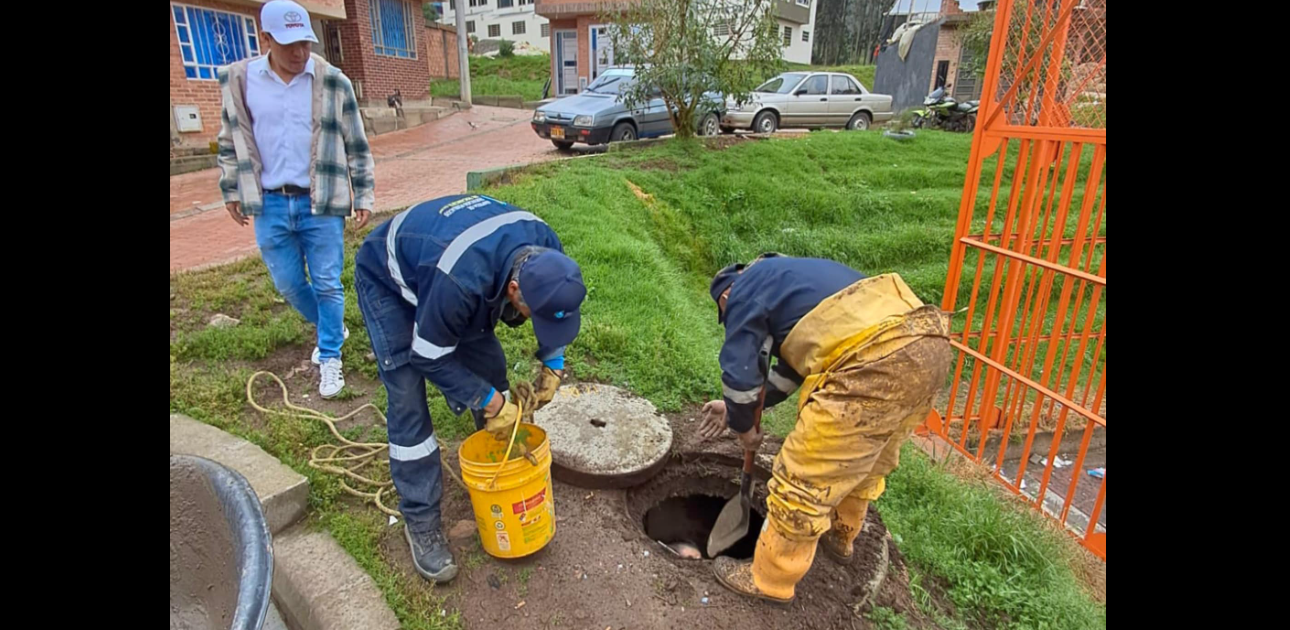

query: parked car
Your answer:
[721,72,894,133]
[531,67,725,150]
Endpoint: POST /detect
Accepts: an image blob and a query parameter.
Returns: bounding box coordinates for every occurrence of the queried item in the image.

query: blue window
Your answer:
[369,0,418,59]
[172,3,260,81]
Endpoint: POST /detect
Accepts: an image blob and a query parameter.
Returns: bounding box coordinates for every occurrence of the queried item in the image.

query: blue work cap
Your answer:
[519,250,586,349]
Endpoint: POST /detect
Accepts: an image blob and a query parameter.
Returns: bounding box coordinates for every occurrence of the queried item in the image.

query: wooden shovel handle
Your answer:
[742,386,767,474]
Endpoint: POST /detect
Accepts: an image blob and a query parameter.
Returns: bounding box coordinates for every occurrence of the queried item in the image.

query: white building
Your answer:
[777,0,818,65]
[438,0,551,53]
[535,0,817,95]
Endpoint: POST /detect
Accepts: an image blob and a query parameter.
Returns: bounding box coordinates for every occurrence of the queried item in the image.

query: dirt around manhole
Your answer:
[388,434,928,630]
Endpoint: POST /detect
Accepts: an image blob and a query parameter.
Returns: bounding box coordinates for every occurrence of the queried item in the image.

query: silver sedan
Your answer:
[722,72,894,133]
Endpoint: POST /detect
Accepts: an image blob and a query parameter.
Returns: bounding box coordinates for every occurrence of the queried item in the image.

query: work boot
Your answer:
[404,525,458,583]
[822,496,870,565]
[712,557,792,605]
[819,528,854,565]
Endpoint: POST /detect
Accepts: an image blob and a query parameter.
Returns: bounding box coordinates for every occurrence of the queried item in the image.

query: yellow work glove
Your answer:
[484,399,520,441]
[534,367,561,410]
[484,388,539,465]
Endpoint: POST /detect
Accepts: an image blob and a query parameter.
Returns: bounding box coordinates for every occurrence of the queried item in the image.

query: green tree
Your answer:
[958,9,996,78]
[605,0,782,140]
[422,2,440,24]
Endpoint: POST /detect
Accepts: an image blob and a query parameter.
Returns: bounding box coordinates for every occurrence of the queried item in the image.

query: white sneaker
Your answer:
[312,326,351,365]
[319,358,345,399]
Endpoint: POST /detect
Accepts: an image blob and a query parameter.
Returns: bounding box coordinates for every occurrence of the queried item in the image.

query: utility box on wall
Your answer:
[174,105,203,133]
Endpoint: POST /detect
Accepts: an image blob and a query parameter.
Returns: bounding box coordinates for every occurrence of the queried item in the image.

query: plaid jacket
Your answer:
[217,54,374,217]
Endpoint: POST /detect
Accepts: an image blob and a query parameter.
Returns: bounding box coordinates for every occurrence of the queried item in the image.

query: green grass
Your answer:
[867,606,911,630]
[787,62,877,88]
[430,57,876,102]
[170,130,1104,629]
[882,448,1106,629]
[431,54,551,101]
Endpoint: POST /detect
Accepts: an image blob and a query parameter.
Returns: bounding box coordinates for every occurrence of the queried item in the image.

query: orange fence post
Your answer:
[925,0,1106,560]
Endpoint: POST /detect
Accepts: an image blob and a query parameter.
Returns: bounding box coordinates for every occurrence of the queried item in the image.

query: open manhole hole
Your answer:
[643,494,764,559]
[627,460,770,562]
[625,456,893,612]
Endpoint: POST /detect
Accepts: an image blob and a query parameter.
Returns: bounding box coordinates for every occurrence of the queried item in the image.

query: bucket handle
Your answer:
[488,399,526,490]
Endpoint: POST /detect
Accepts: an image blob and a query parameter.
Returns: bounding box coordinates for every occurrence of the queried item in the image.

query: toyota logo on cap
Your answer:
[284,10,304,24]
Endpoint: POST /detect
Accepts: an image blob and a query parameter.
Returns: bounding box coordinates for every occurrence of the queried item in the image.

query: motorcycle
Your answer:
[910,86,979,132]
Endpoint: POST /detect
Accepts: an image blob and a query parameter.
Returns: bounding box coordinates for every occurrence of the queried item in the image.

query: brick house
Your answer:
[170,0,433,147]
[929,0,984,103]
[424,22,462,78]
[534,0,817,97]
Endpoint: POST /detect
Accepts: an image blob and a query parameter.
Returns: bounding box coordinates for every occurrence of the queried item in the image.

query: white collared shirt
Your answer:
[247,55,314,190]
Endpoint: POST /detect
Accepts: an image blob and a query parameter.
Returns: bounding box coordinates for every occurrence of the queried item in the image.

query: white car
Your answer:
[722,71,894,133]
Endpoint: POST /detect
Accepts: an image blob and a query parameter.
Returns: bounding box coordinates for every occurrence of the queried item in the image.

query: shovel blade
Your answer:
[707,492,751,558]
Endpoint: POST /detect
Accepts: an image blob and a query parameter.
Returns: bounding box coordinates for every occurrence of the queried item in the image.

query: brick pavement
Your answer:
[169,105,559,273]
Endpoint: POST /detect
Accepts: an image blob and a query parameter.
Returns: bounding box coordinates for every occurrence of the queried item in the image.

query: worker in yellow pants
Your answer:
[698,255,952,604]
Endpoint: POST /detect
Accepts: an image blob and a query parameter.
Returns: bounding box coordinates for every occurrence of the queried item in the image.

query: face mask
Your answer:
[501,302,528,328]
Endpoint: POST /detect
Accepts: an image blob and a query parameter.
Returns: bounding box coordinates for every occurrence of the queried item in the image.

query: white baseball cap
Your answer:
[261,0,318,45]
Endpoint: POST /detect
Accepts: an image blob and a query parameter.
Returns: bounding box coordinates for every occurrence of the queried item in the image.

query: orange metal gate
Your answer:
[920,0,1106,559]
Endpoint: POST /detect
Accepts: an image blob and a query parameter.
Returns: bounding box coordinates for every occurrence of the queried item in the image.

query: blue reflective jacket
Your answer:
[720,256,866,432]
[355,194,564,413]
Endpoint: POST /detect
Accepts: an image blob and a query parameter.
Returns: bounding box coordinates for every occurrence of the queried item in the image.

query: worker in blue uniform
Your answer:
[354,194,586,583]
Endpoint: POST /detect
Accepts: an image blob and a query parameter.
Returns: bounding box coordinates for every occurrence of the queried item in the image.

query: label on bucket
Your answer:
[512,488,546,514]
[496,531,511,552]
[518,509,548,544]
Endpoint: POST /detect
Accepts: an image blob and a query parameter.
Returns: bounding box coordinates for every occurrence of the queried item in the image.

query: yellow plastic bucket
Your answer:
[457,423,555,559]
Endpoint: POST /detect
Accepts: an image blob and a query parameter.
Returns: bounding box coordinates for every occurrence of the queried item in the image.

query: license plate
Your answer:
[550,126,565,139]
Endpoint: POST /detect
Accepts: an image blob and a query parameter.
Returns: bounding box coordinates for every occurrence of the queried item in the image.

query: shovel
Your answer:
[707,387,766,558]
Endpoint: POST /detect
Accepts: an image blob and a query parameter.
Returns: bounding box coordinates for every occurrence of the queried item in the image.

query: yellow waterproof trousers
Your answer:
[751,275,953,600]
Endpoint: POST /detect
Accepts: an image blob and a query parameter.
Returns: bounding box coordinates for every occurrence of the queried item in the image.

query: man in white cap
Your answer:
[216,0,375,398]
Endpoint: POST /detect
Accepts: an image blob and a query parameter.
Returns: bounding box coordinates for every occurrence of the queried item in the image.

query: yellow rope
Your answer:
[487,398,525,490]
[245,371,469,518]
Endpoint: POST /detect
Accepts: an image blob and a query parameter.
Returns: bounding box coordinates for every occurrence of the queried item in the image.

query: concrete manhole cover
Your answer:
[533,383,673,489]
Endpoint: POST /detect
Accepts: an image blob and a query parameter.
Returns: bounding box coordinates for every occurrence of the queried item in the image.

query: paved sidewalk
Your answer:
[170,105,558,273]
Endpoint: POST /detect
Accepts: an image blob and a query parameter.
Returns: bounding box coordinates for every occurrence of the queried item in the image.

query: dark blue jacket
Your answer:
[355,194,564,413]
[720,256,866,432]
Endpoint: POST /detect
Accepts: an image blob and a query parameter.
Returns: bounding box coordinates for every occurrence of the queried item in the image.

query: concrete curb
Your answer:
[170,414,308,534]
[362,105,457,136]
[273,527,401,630]
[607,136,671,153]
[171,154,218,176]
[465,149,604,191]
[466,163,531,191]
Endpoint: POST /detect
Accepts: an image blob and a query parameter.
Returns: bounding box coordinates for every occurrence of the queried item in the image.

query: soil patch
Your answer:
[245,345,385,433]
[375,415,928,629]
[701,135,751,151]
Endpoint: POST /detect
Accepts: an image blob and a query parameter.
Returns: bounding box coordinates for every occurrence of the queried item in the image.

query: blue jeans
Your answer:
[254,193,346,360]
[356,274,511,533]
